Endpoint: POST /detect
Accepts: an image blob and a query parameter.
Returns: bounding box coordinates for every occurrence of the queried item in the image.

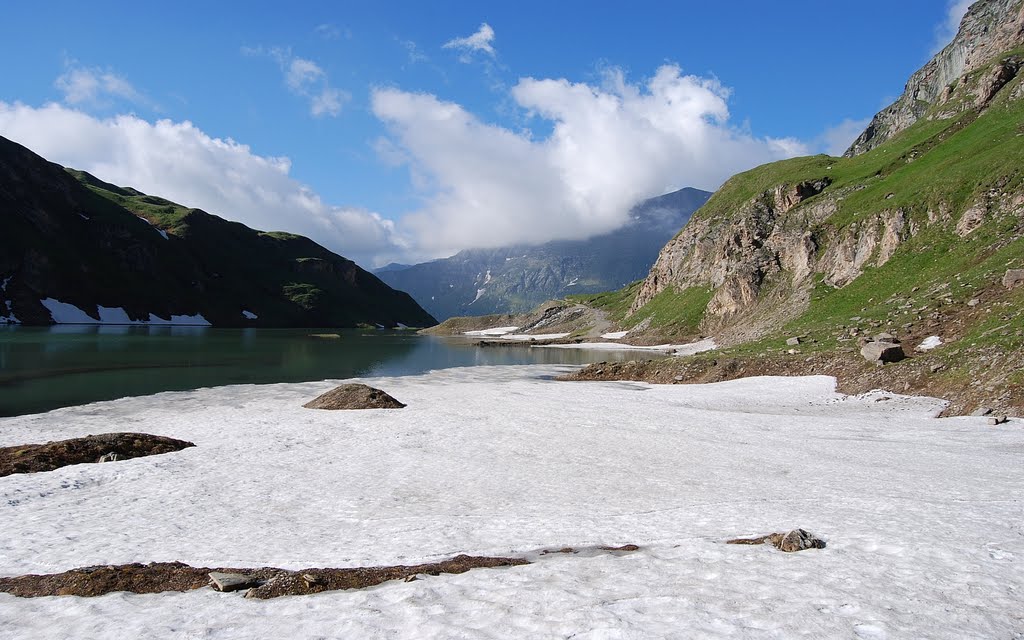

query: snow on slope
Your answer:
[1,366,1022,639]
[39,298,211,326]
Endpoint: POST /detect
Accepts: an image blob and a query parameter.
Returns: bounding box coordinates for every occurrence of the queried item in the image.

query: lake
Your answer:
[0,326,655,417]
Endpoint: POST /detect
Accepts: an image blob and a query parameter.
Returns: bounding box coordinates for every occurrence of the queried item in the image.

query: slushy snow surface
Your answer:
[1,366,1022,639]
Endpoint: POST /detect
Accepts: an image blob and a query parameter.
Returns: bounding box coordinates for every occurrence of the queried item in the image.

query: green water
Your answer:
[0,326,651,417]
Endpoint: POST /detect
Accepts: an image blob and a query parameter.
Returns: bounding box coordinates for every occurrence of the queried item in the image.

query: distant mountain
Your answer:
[0,135,436,328]
[375,187,711,320]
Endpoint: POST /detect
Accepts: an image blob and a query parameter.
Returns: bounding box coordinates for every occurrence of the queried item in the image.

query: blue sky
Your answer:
[0,1,970,267]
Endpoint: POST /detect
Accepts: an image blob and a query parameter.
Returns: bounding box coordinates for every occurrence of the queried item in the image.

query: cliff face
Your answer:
[845,0,1024,156]
[0,136,436,328]
[629,0,1024,345]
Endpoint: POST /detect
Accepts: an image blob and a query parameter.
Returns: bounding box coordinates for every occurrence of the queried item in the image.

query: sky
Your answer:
[0,0,973,268]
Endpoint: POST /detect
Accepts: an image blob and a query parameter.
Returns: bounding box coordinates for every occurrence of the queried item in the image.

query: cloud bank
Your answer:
[0,102,401,267]
[372,65,807,257]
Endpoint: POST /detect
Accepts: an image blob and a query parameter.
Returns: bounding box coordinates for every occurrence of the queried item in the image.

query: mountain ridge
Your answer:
[0,135,436,328]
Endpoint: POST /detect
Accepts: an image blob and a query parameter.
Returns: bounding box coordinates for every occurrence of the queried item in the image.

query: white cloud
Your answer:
[372,64,807,258]
[314,23,349,41]
[933,0,974,53]
[443,23,496,59]
[0,102,402,267]
[244,47,349,118]
[816,117,871,156]
[54,64,153,110]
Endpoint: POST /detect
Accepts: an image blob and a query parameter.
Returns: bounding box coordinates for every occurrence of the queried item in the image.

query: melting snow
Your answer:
[0,277,17,324]
[242,310,258,320]
[917,336,942,351]
[136,215,170,240]
[0,366,1020,638]
[601,330,629,340]
[483,270,492,284]
[471,288,486,304]
[39,298,211,326]
[543,338,717,356]
[464,326,519,336]
[501,332,571,341]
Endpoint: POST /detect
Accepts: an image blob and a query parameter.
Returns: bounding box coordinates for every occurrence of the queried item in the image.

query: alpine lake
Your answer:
[0,326,658,417]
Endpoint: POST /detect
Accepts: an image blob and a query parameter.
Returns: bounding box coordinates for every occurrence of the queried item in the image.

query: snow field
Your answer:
[0,365,1021,639]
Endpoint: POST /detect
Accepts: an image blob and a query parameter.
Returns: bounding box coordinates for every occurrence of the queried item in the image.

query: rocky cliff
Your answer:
[845,0,1024,156]
[0,136,436,328]
[629,0,1024,346]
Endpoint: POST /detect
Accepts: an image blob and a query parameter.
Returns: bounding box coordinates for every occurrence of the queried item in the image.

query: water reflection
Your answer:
[0,327,661,417]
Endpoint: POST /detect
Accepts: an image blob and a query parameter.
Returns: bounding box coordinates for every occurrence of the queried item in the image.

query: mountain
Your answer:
[375,187,711,320]
[560,0,1024,414]
[0,136,436,328]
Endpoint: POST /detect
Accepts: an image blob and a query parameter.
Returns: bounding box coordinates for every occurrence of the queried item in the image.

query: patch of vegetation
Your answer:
[565,281,642,323]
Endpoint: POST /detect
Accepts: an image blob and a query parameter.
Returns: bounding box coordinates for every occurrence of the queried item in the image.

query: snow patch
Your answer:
[40,298,96,324]
[0,277,18,324]
[501,332,571,341]
[0,366,1016,638]
[483,269,492,284]
[39,298,210,325]
[471,288,486,304]
[917,335,942,351]
[136,215,169,240]
[567,276,579,286]
[542,337,717,356]
[464,326,519,336]
[242,310,258,320]
[601,330,629,340]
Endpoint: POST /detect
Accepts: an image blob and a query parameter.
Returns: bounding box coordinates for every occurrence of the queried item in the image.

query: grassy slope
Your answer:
[586,54,1024,373]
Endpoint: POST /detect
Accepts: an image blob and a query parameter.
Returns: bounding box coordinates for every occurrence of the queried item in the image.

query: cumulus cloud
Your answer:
[54,63,155,110]
[0,102,403,267]
[244,46,349,117]
[932,0,974,53]
[816,117,871,156]
[372,64,807,258]
[443,23,496,60]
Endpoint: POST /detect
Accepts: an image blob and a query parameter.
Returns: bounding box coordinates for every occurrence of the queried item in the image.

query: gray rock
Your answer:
[786,337,801,346]
[303,384,406,410]
[860,341,906,364]
[873,332,898,343]
[988,415,1009,425]
[776,529,827,552]
[967,298,980,307]
[96,452,123,463]
[971,406,993,417]
[209,572,260,592]
[1004,269,1024,289]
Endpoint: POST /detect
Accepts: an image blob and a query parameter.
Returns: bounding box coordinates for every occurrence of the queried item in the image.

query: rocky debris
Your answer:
[989,415,1009,425]
[727,529,826,552]
[0,433,195,477]
[209,572,260,593]
[786,337,801,346]
[303,384,406,410]
[0,555,530,599]
[1004,269,1024,289]
[860,341,906,364]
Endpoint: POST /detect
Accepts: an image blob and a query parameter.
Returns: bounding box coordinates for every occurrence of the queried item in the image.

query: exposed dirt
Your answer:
[0,433,195,477]
[0,547,641,599]
[560,348,1023,418]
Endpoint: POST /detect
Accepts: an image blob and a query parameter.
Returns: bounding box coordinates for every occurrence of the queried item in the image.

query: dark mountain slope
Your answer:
[0,136,435,327]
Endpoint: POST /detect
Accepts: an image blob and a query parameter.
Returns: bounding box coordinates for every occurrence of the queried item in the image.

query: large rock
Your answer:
[860,341,906,364]
[303,384,406,410]
[726,528,826,552]
[1003,269,1024,289]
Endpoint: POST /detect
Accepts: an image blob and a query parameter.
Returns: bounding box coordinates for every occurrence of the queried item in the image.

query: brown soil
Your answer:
[0,547,640,599]
[560,348,1023,418]
[0,433,195,477]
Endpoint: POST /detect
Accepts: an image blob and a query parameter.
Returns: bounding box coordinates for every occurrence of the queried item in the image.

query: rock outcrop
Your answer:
[845,0,1024,156]
[303,384,406,410]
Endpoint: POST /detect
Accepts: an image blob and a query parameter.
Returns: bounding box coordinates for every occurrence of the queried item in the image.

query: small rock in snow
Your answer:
[971,406,993,417]
[96,452,123,463]
[209,572,260,592]
[988,415,1008,425]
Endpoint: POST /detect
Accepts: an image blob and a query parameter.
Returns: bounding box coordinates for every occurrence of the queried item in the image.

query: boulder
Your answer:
[303,384,406,410]
[1004,269,1024,289]
[988,415,1009,425]
[860,341,906,364]
[971,406,993,417]
[872,332,898,343]
[786,337,801,346]
[209,572,260,592]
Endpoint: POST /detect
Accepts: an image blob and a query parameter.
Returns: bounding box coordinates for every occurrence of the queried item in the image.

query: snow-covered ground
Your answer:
[542,337,717,356]
[39,298,211,326]
[1,366,1022,639]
